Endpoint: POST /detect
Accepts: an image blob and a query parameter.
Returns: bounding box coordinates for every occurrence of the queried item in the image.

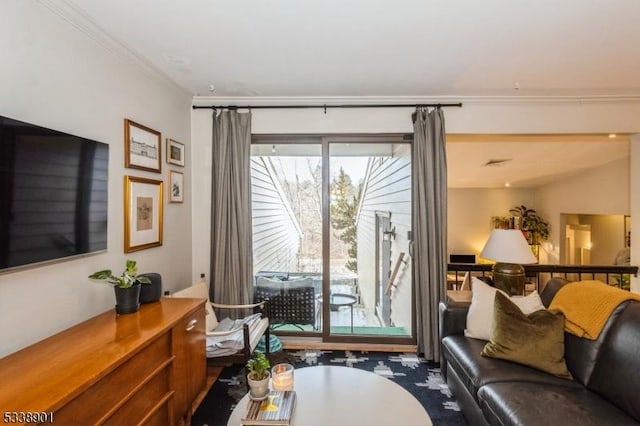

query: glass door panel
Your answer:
[328,142,412,338]
[250,143,322,333]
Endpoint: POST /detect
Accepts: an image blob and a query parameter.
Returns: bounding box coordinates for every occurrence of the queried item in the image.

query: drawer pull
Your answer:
[185,319,198,331]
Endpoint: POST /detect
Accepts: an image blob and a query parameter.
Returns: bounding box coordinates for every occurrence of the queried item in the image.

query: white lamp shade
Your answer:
[480,229,537,264]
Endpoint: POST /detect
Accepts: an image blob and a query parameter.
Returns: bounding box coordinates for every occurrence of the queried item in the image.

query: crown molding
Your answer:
[192,95,640,107]
[38,0,192,100]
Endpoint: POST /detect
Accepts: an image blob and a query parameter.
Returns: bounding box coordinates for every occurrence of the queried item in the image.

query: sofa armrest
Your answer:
[540,277,569,307]
[439,301,469,339]
[439,301,469,380]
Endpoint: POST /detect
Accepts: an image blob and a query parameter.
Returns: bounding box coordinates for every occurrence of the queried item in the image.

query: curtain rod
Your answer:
[192,102,462,111]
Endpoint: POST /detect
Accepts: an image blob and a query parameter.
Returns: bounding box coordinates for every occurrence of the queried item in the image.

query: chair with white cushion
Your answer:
[173,276,270,365]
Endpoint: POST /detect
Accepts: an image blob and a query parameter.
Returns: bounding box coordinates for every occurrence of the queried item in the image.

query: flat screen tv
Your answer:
[0,115,108,271]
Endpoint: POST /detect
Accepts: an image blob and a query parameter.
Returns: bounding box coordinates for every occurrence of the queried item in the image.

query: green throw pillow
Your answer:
[481,292,572,379]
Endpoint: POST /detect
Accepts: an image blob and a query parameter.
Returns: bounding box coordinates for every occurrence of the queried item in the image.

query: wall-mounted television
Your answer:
[0,115,109,271]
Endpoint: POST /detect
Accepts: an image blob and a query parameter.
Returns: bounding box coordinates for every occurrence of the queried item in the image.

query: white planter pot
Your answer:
[247,371,270,400]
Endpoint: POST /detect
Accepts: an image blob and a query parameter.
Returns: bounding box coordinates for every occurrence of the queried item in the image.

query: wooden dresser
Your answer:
[0,297,206,426]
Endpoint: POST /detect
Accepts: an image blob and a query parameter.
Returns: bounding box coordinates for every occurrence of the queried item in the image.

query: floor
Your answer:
[273,303,409,336]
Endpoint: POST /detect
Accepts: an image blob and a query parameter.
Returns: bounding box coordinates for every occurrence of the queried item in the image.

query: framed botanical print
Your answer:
[167,138,185,167]
[124,119,161,172]
[169,170,184,203]
[124,176,163,252]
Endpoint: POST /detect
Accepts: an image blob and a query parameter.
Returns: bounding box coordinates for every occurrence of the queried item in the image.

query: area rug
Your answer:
[192,350,467,426]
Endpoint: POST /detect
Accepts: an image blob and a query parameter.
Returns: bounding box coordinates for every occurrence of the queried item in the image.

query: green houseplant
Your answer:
[246,351,271,400]
[509,205,550,244]
[89,259,151,314]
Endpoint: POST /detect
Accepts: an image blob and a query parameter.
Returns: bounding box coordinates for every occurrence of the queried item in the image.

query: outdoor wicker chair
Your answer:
[254,277,316,330]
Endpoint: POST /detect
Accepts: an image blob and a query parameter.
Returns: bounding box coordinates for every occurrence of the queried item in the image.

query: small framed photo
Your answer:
[169,170,184,203]
[124,175,163,253]
[124,119,161,173]
[167,138,185,167]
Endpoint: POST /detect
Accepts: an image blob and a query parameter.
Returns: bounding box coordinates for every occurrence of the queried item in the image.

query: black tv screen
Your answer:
[0,115,108,271]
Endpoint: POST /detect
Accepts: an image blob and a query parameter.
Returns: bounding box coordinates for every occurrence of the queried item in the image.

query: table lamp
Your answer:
[480,229,537,295]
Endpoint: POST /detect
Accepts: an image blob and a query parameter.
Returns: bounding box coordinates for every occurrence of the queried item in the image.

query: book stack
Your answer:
[242,390,296,425]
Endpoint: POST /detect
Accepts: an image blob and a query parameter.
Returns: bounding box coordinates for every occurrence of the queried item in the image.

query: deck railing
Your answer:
[447,264,638,291]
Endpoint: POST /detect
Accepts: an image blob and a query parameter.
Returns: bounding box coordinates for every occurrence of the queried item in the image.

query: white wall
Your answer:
[448,156,629,265]
[582,215,626,265]
[448,188,535,257]
[192,97,640,297]
[0,2,193,356]
[535,157,629,263]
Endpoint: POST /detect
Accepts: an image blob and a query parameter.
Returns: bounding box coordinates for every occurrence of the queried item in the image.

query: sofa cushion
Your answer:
[478,382,638,426]
[539,277,568,307]
[465,277,545,341]
[481,292,571,379]
[549,280,640,339]
[537,277,630,387]
[563,301,628,387]
[587,302,640,423]
[442,335,580,400]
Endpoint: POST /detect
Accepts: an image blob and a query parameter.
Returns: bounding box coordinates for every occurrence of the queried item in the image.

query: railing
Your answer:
[447,264,638,291]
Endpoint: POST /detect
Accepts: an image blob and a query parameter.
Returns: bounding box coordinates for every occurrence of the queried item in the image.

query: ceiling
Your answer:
[55,0,637,187]
[61,0,640,98]
[446,135,629,188]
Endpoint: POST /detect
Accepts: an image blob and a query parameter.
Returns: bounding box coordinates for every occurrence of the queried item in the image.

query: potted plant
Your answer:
[246,350,271,400]
[509,205,550,244]
[89,259,151,314]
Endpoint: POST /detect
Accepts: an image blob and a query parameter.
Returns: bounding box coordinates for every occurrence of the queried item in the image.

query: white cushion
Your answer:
[459,272,471,291]
[203,302,219,332]
[464,277,545,341]
[255,276,283,290]
[173,279,218,331]
[282,277,314,290]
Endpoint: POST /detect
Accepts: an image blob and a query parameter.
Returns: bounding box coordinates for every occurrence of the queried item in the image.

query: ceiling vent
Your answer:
[484,159,512,167]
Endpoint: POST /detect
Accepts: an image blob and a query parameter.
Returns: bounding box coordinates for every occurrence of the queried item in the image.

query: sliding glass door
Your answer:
[251,136,413,344]
[327,140,413,340]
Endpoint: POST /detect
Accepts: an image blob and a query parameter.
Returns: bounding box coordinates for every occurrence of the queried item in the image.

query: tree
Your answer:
[330,167,360,272]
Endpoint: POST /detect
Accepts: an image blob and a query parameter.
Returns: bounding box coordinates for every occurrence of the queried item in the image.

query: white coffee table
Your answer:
[227,365,432,425]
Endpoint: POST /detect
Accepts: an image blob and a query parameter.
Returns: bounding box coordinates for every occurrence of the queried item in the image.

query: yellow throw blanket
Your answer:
[549,280,640,340]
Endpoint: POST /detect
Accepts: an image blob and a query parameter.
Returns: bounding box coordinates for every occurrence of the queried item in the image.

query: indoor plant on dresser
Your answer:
[89,259,151,314]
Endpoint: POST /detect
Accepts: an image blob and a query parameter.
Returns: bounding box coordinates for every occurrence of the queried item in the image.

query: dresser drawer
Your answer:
[140,399,172,426]
[54,333,172,425]
[102,366,172,426]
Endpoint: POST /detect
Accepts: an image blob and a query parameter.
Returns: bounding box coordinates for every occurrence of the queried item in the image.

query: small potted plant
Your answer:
[89,259,151,314]
[246,351,271,400]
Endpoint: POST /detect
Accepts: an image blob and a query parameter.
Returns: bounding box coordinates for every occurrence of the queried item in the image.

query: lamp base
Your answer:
[492,263,525,296]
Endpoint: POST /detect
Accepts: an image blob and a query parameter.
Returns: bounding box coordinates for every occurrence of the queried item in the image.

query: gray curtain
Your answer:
[413,107,447,360]
[210,110,253,306]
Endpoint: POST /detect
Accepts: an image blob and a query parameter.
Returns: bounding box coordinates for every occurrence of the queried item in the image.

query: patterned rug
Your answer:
[192,350,467,426]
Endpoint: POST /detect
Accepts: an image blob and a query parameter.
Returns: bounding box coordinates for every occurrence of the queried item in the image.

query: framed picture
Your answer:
[124,176,163,253]
[169,170,184,203]
[167,138,185,167]
[124,119,161,173]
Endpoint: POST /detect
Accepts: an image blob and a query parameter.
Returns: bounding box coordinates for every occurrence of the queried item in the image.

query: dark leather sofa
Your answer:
[439,278,640,425]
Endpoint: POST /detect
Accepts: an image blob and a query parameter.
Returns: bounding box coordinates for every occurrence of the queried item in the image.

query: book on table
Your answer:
[242,390,296,425]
